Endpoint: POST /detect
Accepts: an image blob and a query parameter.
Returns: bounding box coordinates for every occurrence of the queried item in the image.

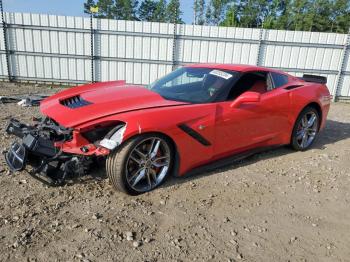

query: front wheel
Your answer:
[106,134,174,195]
[291,106,320,151]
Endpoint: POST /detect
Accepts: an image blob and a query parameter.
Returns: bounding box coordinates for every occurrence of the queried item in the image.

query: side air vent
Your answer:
[178,124,211,146]
[60,95,92,109]
[284,84,303,90]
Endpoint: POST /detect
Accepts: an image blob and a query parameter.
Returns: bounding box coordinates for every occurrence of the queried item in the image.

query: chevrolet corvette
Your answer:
[5,64,331,195]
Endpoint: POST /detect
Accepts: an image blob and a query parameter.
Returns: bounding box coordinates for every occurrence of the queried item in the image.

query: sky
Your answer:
[3,0,194,23]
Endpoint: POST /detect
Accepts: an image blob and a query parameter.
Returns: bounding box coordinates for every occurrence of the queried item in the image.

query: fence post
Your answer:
[171,8,178,71]
[0,0,13,82]
[256,28,265,66]
[333,28,350,101]
[90,13,95,83]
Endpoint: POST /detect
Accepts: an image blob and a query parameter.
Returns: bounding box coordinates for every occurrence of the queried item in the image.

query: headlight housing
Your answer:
[99,124,127,150]
[82,126,115,143]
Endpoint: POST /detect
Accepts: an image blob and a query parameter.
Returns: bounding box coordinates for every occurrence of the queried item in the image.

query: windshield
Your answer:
[148,67,239,103]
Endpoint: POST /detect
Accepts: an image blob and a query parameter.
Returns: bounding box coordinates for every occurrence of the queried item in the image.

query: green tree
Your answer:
[114,0,139,20]
[289,0,311,30]
[194,0,205,25]
[84,0,96,15]
[220,4,238,26]
[261,0,279,28]
[330,0,350,33]
[83,0,138,19]
[304,0,333,31]
[97,0,116,19]
[84,0,116,19]
[272,0,292,29]
[139,0,157,21]
[166,0,183,23]
[206,0,230,25]
[154,0,168,22]
[235,0,268,28]
[83,0,350,33]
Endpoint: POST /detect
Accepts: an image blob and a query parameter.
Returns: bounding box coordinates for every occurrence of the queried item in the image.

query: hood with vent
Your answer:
[40,81,188,128]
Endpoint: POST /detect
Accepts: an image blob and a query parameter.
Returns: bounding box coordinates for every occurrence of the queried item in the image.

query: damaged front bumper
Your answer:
[4,118,109,186]
[5,119,57,170]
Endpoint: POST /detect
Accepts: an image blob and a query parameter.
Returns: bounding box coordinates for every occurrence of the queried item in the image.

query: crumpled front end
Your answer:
[4,117,112,186]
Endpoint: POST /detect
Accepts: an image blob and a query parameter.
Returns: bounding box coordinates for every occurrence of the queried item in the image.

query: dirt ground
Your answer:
[0,82,349,262]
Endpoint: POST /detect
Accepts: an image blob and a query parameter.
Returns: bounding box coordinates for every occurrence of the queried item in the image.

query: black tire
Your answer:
[106,134,174,195]
[291,106,320,151]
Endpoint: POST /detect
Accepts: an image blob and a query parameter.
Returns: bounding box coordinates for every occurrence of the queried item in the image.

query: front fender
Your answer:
[76,105,216,175]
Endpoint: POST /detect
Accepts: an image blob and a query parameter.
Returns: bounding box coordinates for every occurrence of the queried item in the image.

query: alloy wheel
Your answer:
[296,111,318,149]
[125,137,171,192]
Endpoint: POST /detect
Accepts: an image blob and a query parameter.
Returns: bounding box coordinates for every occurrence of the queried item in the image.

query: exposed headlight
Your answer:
[99,125,126,150]
[82,126,115,143]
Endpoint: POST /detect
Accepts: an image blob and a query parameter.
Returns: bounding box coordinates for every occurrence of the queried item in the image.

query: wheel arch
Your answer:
[115,130,181,177]
[290,101,322,145]
[301,102,323,130]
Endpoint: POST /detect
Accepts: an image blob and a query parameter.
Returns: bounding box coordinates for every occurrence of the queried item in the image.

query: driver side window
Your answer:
[227,71,270,100]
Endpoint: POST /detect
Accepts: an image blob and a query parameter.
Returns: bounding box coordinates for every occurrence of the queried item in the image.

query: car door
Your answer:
[213,71,292,158]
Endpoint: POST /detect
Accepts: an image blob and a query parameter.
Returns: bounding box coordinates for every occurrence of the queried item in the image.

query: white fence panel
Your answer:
[0,12,349,99]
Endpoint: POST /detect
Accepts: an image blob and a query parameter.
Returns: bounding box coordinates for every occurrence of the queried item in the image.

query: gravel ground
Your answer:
[0,82,349,262]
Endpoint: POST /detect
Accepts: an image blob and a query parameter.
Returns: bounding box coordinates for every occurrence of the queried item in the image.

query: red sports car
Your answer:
[5,64,331,195]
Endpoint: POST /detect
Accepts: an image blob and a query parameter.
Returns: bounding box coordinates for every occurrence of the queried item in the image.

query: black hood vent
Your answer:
[60,95,92,109]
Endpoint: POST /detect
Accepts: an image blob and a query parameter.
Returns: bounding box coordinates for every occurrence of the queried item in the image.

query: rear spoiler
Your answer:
[299,74,327,84]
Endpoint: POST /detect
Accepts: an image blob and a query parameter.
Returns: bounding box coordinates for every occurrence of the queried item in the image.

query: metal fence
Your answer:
[0,12,349,100]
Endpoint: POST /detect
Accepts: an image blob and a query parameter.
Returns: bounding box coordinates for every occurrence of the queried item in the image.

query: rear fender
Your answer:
[288,83,330,131]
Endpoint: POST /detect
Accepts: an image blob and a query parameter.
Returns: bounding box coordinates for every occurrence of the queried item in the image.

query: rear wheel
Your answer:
[106,134,174,195]
[291,107,320,151]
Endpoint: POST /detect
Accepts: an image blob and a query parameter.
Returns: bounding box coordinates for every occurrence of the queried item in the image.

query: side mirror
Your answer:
[230,91,261,108]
